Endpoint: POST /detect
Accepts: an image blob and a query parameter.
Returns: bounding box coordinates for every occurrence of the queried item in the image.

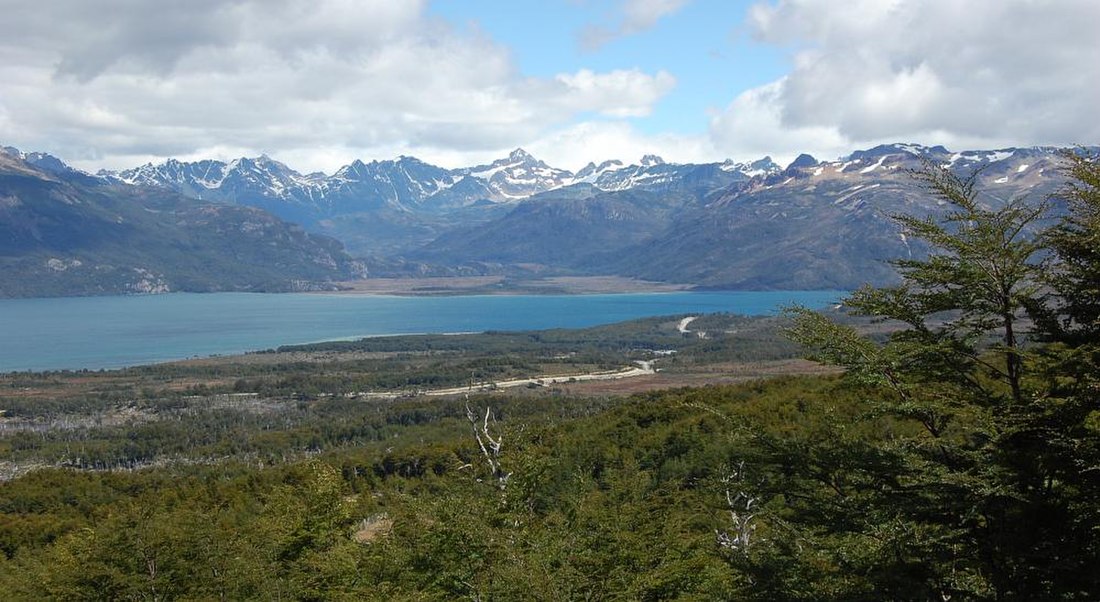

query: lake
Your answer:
[0,291,843,372]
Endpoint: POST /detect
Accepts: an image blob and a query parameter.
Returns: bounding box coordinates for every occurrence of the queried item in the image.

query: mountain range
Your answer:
[610,144,1069,289]
[404,144,1072,289]
[103,148,780,257]
[0,142,1082,296]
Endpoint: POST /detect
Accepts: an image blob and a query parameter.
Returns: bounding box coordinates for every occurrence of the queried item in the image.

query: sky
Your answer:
[1,0,1098,174]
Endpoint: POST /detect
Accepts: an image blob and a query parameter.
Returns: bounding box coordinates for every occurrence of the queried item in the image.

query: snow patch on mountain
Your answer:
[860,156,888,173]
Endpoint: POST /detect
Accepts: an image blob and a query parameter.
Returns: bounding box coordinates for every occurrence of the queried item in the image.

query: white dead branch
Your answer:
[716,461,758,553]
[466,400,510,489]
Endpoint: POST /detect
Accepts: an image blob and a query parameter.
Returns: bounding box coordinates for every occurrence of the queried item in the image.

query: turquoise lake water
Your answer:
[0,291,843,372]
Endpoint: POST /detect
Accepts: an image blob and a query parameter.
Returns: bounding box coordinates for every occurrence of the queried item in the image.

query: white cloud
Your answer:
[709,80,849,165]
[0,0,676,173]
[547,69,677,117]
[622,0,692,32]
[580,0,691,50]
[528,120,715,171]
[718,0,1100,154]
[8,0,1094,175]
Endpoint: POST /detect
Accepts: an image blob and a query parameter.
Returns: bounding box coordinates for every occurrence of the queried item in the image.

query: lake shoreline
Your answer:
[0,290,844,373]
[317,275,695,297]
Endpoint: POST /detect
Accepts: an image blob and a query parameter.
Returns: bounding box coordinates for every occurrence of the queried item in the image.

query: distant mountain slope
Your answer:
[613,144,1071,289]
[412,186,693,269]
[0,150,365,298]
[412,143,1075,290]
[102,149,780,256]
[409,158,755,270]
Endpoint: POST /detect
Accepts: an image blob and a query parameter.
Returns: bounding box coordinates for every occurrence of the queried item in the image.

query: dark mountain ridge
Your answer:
[0,149,365,298]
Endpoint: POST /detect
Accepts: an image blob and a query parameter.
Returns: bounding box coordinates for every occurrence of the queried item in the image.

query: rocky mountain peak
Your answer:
[720,157,781,178]
[0,147,90,180]
[575,159,625,181]
[787,154,818,170]
[750,157,779,171]
[334,159,368,179]
[508,148,534,162]
[847,143,950,162]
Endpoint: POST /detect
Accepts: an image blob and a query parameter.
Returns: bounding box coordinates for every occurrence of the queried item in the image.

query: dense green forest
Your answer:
[0,154,1098,600]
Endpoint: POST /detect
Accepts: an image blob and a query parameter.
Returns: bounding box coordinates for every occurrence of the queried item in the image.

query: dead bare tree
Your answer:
[465,399,510,490]
[715,461,758,554]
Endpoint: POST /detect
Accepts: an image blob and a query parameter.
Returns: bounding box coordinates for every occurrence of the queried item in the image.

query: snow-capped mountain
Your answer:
[99,148,781,254]
[108,149,561,215]
[324,156,459,211]
[574,159,624,183]
[755,143,1070,195]
[112,155,325,211]
[104,147,782,214]
[723,156,783,177]
[2,146,91,180]
[587,154,779,194]
[454,148,574,200]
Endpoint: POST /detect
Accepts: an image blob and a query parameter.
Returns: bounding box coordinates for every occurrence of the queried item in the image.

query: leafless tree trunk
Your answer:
[716,461,758,553]
[465,400,510,489]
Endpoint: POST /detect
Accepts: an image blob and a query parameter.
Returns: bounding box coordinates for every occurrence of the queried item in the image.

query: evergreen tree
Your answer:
[783,160,1098,599]
[1018,149,1100,598]
[1044,149,1100,343]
